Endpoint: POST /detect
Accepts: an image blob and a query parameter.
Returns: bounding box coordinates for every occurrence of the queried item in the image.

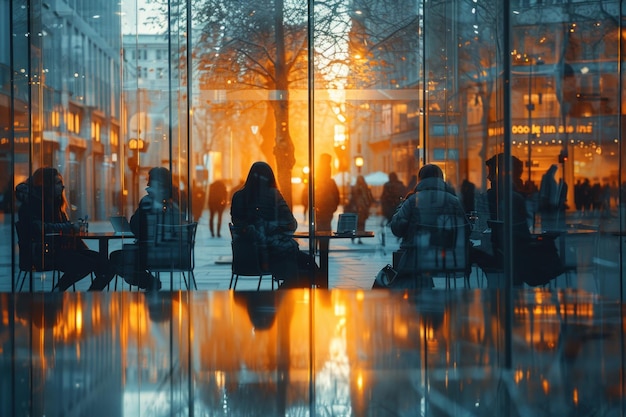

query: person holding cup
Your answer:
[15,167,111,291]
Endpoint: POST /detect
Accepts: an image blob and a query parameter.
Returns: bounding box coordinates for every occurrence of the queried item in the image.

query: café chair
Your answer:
[229,224,278,291]
[394,213,470,289]
[486,219,568,288]
[15,221,60,291]
[145,222,198,290]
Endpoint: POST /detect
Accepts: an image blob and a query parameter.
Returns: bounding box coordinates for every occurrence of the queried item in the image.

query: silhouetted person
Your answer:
[346,175,374,243]
[15,167,111,291]
[472,154,564,287]
[208,179,228,237]
[539,164,559,230]
[314,153,340,232]
[460,178,476,213]
[380,172,406,224]
[231,162,318,288]
[314,154,340,279]
[191,180,206,222]
[109,167,181,290]
[390,164,469,289]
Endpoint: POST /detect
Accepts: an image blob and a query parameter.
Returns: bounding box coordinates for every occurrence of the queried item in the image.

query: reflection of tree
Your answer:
[429,0,503,186]
[162,0,419,205]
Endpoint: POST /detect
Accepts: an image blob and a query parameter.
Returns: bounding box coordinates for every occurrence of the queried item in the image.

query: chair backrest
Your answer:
[402,212,469,274]
[144,222,197,272]
[15,221,56,272]
[230,223,269,276]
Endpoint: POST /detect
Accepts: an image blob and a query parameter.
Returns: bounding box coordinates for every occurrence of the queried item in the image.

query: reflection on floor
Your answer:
[1,289,623,416]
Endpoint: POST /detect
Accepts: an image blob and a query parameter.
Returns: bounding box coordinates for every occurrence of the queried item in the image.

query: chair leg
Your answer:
[16,270,26,292]
[230,274,239,290]
[257,275,263,291]
[189,271,197,290]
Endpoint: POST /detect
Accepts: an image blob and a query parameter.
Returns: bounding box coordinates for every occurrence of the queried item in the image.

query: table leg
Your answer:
[98,239,109,265]
[318,237,330,289]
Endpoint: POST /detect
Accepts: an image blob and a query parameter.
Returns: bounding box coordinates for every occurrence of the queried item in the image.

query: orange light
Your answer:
[129,138,145,150]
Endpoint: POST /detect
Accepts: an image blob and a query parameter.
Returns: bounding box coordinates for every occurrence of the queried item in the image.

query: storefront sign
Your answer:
[489,122,593,137]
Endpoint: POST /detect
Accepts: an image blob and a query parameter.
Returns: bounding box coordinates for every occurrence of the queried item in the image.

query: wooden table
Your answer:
[293,230,375,288]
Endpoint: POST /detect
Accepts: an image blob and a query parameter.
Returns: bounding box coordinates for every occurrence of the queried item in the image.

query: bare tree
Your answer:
[154,0,421,205]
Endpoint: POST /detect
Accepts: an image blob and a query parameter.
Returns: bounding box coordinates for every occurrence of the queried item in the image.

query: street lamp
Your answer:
[354,155,364,174]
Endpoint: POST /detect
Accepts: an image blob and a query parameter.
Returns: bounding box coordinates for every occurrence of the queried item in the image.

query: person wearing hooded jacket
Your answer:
[390,164,469,288]
[231,161,319,288]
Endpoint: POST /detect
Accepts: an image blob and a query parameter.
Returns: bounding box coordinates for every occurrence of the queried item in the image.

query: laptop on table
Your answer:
[335,213,358,236]
[109,216,134,236]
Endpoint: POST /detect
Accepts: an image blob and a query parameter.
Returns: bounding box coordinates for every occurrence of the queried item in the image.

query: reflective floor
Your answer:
[1,289,623,417]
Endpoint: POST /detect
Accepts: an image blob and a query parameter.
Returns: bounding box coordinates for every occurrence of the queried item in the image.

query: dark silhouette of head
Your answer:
[245,161,278,190]
[28,167,69,219]
[486,153,524,191]
[418,164,444,181]
[147,167,173,198]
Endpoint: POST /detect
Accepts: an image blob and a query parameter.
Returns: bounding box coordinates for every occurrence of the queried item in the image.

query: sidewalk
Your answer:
[0,210,400,292]
[3,207,614,293]
[177,211,397,291]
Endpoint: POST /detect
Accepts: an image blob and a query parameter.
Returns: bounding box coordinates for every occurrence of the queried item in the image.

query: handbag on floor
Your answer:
[373,264,398,288]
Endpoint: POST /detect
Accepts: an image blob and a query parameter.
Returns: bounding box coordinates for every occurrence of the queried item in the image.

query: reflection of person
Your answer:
[208,179,228,237]
[346,175,374,243]
[313,154,339,280]
[231,162,318,287]
[109,167,181,291]
[460,179,476,213]
[484,154,530,239]
[538,164,561,230]
[471,154,536,286]
[390,164,468,288]
[233,291,279,331]
[380,172,406,224]
[191,180,206,222]
[15,167,111,291]
[314,153,340,231]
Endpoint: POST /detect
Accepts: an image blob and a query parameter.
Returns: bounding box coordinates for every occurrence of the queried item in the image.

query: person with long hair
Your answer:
[231,161,318,287]
[346,175,375,243]
[16,167,111,291]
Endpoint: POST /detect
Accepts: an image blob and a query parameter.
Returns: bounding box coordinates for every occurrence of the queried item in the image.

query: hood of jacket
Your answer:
[415,176,455,195]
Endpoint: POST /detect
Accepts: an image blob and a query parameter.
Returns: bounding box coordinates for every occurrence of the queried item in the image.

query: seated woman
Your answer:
[15,167,111,291]
[230,161,318,288]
